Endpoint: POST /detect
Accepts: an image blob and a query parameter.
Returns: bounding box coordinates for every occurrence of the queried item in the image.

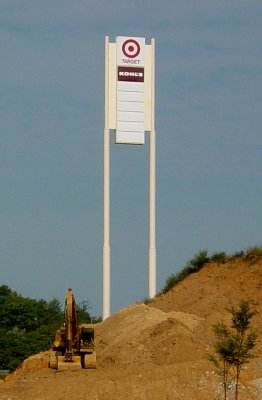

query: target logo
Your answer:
[122,39,140,59]
[117,36,145,66]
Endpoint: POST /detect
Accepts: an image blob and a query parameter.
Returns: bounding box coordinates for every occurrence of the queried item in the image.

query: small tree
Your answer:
[210,299,257,400]
[228,300,257,399]
[209,323,234,400]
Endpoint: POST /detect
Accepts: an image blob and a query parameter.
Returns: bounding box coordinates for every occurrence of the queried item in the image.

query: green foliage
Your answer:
[143,297,150,305]
[77,301,101,324]
[210,299,257,400]
[228,299,257,335]
[245,245,262,258]
[210,252,228,263]
[188,249,209,272]
[245,245,262,265]
[0,286,64,370]
[161,266,192,294]
[209,323,233,400]
[229,250,245,260]
[78,300,92,323]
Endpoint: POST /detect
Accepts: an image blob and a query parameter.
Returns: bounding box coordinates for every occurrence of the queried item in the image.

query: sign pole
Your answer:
[148,38,156,298]
[103,36,110,320]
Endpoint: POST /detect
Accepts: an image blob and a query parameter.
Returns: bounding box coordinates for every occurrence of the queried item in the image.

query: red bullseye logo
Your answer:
[122,39,140,58]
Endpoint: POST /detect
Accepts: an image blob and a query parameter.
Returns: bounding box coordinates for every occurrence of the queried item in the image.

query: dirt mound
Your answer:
[96,303,204,368]
[0,257,261,399]
[151,257,262,347]
[3,352,49,381]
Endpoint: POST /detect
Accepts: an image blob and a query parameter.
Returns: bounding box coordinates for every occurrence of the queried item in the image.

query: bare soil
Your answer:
[0,257,261,399]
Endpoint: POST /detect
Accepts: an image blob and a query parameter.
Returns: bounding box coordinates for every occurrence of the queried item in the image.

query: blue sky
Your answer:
[0,1,261,316]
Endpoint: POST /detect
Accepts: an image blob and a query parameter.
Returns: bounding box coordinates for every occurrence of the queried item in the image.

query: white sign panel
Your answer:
[105,36,154,144]
[116,36,145,144]
[117,37,145,66]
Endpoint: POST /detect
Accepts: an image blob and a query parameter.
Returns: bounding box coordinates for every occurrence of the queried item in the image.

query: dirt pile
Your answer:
[0,257,261,399]
[96,303,205,368]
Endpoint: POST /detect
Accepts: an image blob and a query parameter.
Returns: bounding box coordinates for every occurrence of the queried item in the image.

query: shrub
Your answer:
[188,249,209,272]
[229,250,245,260]
[245,245,262,258]
[161,265,193,294]
[210,251,228,263]
[161,274,177,294]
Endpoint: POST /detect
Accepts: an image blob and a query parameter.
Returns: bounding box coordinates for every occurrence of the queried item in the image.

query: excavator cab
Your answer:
[80,326,94,347]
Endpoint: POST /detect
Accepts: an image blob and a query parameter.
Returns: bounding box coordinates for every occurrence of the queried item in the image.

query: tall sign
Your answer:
[103,36,155,319]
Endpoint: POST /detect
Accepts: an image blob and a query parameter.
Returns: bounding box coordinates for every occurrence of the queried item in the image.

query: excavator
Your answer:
[49,288,96,370]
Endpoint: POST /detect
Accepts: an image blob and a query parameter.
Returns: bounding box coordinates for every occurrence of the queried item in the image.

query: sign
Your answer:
[118,66,144,82]
[117,37,145,66]
[116,36,145,144]
[105,36,154,145]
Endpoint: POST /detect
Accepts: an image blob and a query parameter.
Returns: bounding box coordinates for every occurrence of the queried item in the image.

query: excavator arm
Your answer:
[64,289,79,361]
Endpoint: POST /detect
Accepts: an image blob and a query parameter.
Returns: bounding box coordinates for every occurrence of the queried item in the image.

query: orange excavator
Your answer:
[49,288,96,370]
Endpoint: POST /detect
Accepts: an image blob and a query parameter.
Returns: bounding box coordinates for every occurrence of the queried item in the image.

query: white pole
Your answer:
[149,38,156,299]
[103,36,110,319]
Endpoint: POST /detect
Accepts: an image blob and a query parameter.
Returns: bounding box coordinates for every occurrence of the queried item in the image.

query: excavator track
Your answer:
[84,351,97,369]
[49,351,59,369]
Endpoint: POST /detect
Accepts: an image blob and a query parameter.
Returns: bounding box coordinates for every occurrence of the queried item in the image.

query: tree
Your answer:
[77,301,102,324]
[228,300,257,399]
[0,285,64,370]
[210,299,257,400]
[209,323,234,400]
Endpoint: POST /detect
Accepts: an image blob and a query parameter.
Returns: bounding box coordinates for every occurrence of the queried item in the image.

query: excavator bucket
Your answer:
[84,351,97,369]
[57,355,82,371]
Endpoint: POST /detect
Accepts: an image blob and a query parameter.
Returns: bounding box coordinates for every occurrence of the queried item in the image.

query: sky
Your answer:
[0,0,261,317]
